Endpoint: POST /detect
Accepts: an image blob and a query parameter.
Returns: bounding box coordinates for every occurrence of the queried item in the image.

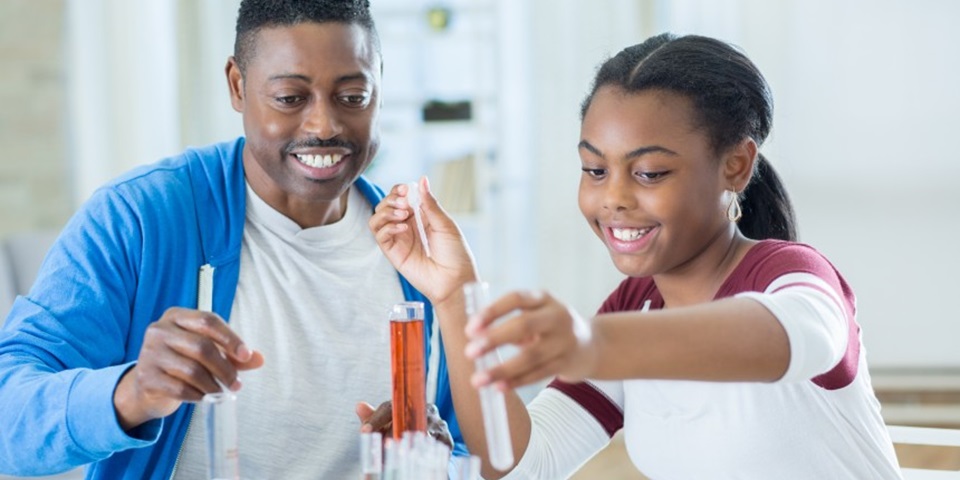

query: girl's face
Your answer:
[578,87,732,278]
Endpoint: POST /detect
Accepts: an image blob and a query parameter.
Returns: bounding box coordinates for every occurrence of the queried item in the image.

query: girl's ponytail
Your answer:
[739,154,797,241]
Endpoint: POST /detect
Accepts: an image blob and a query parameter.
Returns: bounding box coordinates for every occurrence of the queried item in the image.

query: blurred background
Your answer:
[1,0,958,477]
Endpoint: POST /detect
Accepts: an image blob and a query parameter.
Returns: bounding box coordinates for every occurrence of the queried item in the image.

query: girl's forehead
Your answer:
[582,87,706,150]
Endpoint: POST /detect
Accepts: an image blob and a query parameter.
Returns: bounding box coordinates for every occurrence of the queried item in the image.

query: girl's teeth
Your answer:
[612,227,650,241]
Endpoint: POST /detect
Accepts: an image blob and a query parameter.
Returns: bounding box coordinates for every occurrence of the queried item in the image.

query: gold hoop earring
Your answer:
[727,191,742,223]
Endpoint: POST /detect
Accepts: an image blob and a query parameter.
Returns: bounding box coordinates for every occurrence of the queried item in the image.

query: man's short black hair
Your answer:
[234,0,380,75]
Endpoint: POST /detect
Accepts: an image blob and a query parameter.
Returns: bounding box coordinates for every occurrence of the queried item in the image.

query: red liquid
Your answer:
[390,319,427,438]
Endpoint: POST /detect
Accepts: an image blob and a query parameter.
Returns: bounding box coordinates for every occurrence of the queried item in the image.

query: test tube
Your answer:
[390,302,427,439]
[203,391,240,480]
[463,282,514,472]
[451,455,482,480]
[382,438,399,480]
[406,182,431,258]
[359,431,383,480]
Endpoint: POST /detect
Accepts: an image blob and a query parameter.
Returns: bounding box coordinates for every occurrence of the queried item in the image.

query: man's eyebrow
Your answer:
[267,73,311,82]
[266,72,373,84]
[578,140,679,160]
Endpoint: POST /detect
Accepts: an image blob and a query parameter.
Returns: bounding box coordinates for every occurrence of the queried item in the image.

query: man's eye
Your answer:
[341,94,370,106]
[581,167,606,178]
[275,96,304,105]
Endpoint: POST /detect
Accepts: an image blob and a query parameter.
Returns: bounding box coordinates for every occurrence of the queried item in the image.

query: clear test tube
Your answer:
[359,431,383,480]
[203,391,240,480]
[390,302,427,439]
[451,455,482,480]
[463,281,514,471]
[406,182,431,258]
[382,438,399,480]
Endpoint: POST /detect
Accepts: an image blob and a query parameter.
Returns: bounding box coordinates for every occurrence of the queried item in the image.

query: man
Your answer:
[0,1,463,478]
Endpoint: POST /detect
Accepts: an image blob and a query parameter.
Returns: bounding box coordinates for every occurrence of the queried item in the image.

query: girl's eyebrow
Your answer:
[578,140,679,161]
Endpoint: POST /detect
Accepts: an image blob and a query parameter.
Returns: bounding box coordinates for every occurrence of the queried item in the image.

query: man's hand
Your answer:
[356,401,454,450]
[114,307,264,431]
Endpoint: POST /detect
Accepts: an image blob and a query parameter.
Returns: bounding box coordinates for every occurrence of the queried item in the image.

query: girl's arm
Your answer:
[588,297,790,381]
[471,282,847,387]
[369,178,532,479]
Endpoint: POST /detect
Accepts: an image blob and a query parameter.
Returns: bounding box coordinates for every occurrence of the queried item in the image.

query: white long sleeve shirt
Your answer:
[507,241,901,480]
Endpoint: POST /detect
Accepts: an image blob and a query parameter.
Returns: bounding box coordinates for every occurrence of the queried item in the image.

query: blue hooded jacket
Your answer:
[0,138,464,478]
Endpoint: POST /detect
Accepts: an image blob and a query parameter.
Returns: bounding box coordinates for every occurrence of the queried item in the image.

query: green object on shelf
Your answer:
[422,100,472,122]
[426,7,452,32]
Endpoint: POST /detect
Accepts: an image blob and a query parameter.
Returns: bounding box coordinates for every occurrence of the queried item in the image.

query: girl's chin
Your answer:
[609,255,654,278]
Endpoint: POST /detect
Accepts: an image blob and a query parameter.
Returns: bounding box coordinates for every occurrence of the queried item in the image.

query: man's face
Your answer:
[228,22,381,224]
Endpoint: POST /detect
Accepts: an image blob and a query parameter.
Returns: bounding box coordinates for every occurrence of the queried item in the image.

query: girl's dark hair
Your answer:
[581,33,797,241]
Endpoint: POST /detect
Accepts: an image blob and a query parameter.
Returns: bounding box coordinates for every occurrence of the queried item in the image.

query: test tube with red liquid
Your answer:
[390,301,427,439]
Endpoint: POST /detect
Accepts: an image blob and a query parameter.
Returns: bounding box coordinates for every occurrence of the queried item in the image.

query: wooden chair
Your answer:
[889,425,960,479]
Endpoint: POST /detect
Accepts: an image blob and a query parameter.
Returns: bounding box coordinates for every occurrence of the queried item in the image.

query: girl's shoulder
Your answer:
[720,239,852,299]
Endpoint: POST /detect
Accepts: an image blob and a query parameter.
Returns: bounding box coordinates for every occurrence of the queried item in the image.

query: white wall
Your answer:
[65,0,242,205]
[65,0,181,204]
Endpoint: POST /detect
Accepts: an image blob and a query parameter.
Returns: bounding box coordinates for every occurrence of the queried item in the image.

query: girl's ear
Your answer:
[226,57,244,113]
[722,137,758,192]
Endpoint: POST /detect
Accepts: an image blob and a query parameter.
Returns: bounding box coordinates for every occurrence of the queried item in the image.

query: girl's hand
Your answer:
[369,177,479,306]
[464,290,599,389]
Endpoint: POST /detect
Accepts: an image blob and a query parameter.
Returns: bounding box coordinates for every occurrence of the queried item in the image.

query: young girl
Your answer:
[370,33,902,479]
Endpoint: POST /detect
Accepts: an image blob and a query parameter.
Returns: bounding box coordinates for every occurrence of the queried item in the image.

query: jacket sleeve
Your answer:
[0,188,161,475]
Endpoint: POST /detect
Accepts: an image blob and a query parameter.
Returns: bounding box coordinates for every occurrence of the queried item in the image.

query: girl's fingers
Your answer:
[501,358,568,389]
[416,176,456,234]
[374,222,409,246]
[473,347,559,389]
[466,298,560,360]
[465,290,547,336]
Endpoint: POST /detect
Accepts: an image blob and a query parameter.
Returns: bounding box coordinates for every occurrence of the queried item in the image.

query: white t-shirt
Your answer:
[174,184,404,479]
[506,241,903,480]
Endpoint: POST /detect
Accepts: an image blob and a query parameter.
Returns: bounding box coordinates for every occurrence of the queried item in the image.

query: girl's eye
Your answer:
[581,167,606,178]
[636,171,669,181]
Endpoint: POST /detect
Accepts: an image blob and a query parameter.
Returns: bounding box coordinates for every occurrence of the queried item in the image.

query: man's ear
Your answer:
[226,56,244,113]
[722,137,758,192]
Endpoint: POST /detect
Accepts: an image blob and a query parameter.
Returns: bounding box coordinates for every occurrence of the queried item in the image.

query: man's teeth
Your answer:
[295,154,344,168]
[612,227,651,241]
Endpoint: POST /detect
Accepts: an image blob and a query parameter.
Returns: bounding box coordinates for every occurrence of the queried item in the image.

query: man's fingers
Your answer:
[362,401,394,433]
[170,309,251,363]
[356,401,379,432]
[146,369,207,403]
[164,329,240,391]
[234,349,265,371]
[158,355,221,396]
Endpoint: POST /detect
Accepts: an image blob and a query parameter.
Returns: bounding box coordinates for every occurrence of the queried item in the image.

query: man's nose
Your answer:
[302,100,344,139]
